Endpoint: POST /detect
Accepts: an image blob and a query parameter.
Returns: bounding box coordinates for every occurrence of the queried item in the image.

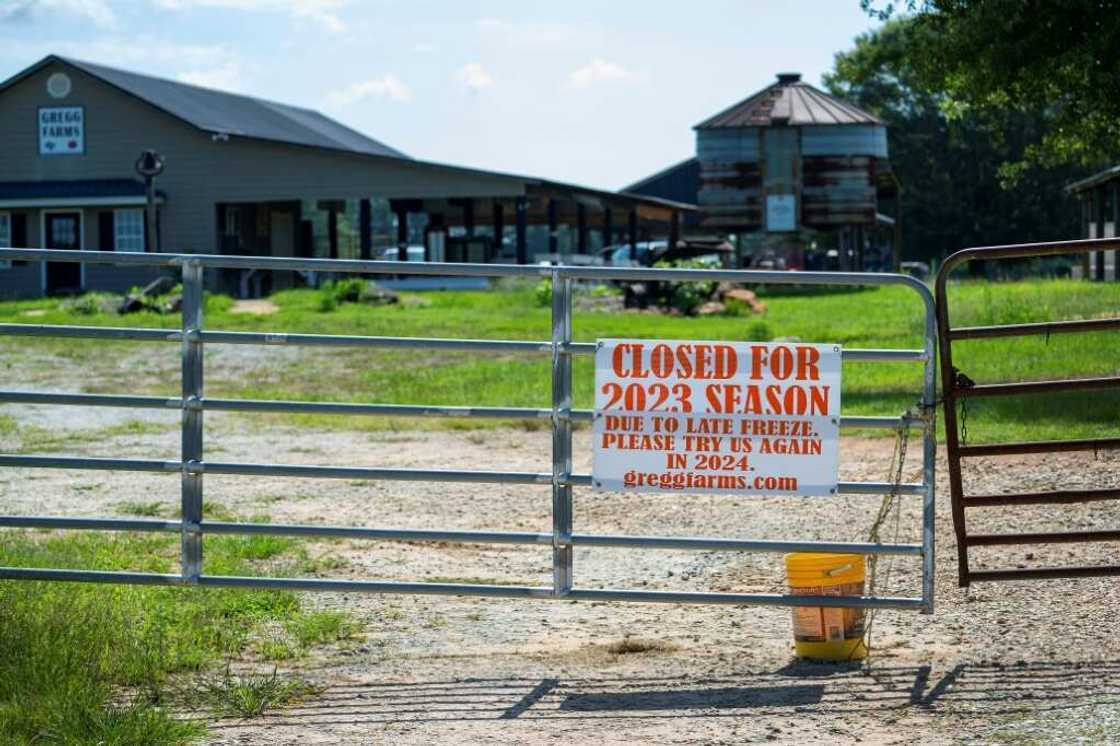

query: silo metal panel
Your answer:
[801,154,880,225]
[763,127,799,231]
[800,125,888,157]
[697,128,762,227]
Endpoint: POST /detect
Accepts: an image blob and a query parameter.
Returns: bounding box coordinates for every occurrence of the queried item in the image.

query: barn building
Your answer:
[0,55,692,298]
[627,73,900,271]
[1066,165,1119,281]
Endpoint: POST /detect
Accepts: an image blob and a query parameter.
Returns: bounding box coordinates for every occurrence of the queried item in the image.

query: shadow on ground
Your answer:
[204,659,1120,729]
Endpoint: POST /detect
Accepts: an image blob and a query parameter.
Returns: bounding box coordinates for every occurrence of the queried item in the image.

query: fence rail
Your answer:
[0,247,937,612]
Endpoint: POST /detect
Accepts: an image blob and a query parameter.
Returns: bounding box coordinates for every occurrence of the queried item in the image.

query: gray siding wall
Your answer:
[0,263,43,299]
[0,60,525,296]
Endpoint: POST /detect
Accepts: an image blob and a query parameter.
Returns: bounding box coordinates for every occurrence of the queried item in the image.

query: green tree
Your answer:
[860,0,1120,174]
[825,18,1087,262]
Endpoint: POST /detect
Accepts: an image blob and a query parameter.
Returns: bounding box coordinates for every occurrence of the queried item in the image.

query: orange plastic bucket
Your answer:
[784,552,867,661]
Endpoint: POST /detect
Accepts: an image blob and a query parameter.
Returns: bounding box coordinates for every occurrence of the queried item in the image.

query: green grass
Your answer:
[192,665,317,719]
[0,528,357,743]
[1,278,1117,444]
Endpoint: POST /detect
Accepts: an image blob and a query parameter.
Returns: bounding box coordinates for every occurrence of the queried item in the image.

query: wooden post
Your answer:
[359,198,372,260]
[548,199,558,256]
[328,207,338,260]
[1081,194,1091,279]
[515,196,528,264]
[425,213,443,262]
[396,207,408,261]
[856,223,866,272]
[603,207,613,251]
[1095,186,1106,281]
[628,209,638,253]
[492,201,504,262]
[577,203,588,254]
[1114,183,1119,282]
[668,210,681,253]
[463,199,475,237]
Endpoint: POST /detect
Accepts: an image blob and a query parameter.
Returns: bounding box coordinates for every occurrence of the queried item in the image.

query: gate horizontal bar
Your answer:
[0,391,182,409]
[841,349,926,362]
[203,521,552,545]
[0,247,936,290]
[0,454,926,495]
[838,481,925,495]
[0,455,181,473]
[956,376,1120,397]
[0,515,926,558]
[0,390,921,431]
[0,321,922,364]
[0,565,923,608]
[564,588,924,609]
[966,530,1120,546]
[198,461,557,485]
[570,533,922,555]
[199,330,589,354]
[968,565,1120,582]
[949,317,1120,340]
[203,398,570,420]
[0,323,178,342]
[207,523,921,554]
[0,516,180,532]
[0,567,184,585]
[199,575,559,598]
[958,438,1120,457]
[962,488,1120,507]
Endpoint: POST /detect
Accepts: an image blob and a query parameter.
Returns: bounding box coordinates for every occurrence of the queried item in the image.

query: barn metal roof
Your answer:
[4,55,408,159]
[1065,164,1120,194]
[695,73,882,129]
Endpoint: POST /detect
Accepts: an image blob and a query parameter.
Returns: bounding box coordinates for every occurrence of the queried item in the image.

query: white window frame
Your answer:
[113,208,146,253]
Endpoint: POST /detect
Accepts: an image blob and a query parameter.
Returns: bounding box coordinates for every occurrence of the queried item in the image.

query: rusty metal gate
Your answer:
[936,238,1120,586]
[0,247,937,612]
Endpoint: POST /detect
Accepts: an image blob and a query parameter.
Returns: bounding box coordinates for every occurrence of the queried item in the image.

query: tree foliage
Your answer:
[825,18,1087,262]
[860,0,1120,174]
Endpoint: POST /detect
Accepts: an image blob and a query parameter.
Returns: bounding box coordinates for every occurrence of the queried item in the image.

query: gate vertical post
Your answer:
[550,269,574,595]
[920,293,937,613]
[181,261,204,582]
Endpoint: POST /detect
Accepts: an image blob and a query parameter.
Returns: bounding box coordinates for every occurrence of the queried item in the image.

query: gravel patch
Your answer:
[2,408,1119,744]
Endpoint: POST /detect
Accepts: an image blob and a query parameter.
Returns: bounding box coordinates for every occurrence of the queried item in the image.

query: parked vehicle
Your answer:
[378,245,427,262]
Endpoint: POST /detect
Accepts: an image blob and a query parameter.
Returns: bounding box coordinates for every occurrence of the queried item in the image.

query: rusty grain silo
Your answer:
[695,72,896,271]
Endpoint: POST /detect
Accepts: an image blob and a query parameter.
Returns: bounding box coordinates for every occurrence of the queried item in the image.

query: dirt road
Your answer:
[1,403,1119,744]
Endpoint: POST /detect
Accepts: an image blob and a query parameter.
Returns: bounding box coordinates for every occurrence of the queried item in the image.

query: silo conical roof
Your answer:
[695,72,882,129]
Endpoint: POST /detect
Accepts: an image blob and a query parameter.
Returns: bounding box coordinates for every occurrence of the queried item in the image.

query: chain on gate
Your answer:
[856,403,916,662]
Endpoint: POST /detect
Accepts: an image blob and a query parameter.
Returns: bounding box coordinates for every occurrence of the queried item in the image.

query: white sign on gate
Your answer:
[38,107,85,155]
[593,339,841,496]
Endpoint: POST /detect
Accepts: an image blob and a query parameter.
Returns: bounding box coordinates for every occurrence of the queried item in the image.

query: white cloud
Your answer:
[177,62,244,92]
[325,75,411,105]
[0,0,116,28]
[151,0,347,33]
[476,17,585,49]
[568,59,633,89]
[456,62,493,92]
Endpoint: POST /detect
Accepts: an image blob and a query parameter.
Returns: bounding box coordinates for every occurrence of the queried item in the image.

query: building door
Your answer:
[45,212,82,294]
[269,210,296,290]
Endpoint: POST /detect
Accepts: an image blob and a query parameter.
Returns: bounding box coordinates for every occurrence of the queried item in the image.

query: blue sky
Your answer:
[1,1,882,190]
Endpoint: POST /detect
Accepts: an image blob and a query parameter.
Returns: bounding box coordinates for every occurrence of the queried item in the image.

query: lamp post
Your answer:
[134,150,165,253]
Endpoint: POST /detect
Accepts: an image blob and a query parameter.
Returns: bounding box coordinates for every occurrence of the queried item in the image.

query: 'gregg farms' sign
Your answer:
[39,107,84,155]
[592,339,841,496]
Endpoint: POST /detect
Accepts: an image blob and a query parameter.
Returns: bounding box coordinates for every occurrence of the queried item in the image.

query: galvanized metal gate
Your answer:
[936,238,1120,586]
[0,248,936,612]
